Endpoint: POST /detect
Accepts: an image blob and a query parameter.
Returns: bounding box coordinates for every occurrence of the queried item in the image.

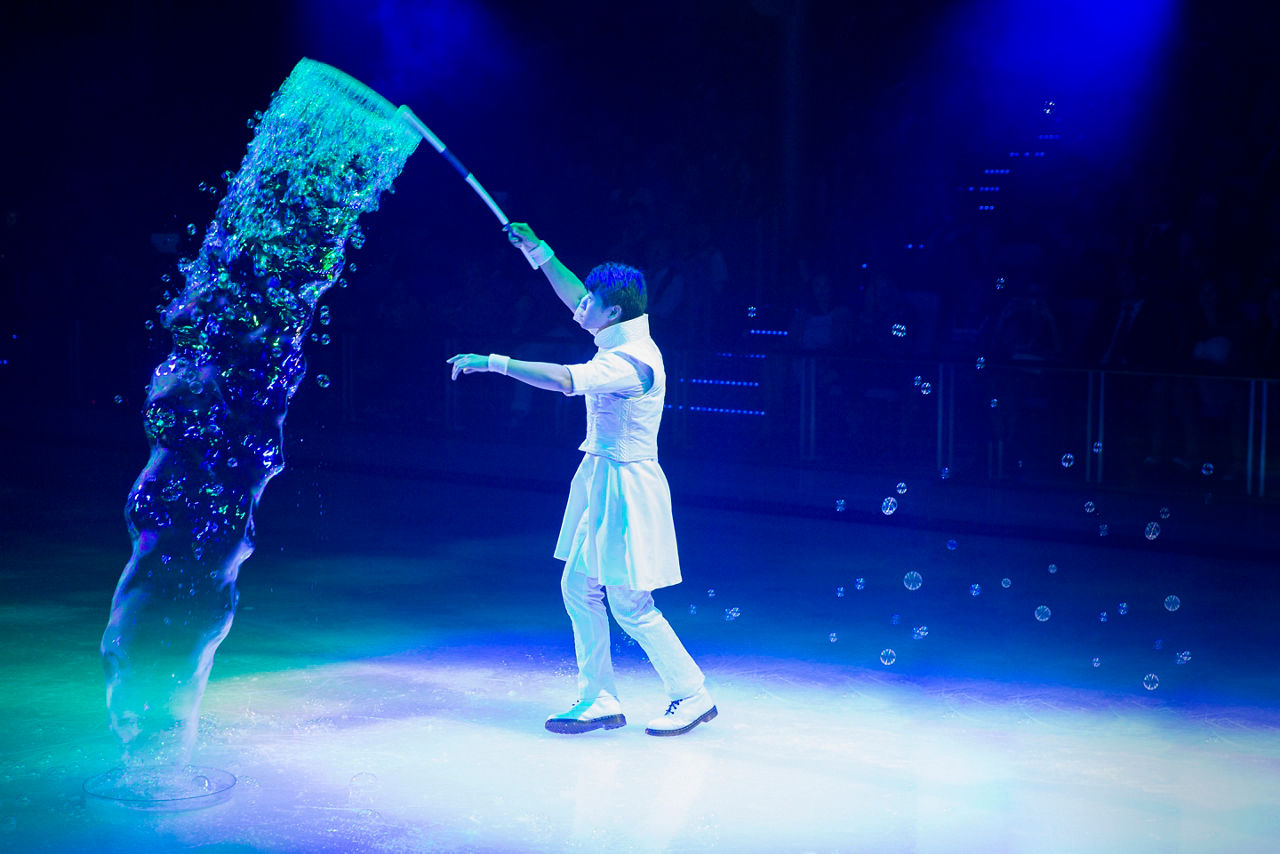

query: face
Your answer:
[573,290,621,332]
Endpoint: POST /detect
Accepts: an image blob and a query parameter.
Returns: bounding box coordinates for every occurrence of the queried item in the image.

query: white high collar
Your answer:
[593,314,650,349]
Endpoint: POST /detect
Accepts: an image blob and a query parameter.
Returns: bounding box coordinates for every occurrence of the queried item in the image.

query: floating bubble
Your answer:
[836,586,845,598]
[226,457,239,468]
[186,223,197,237]
[939,466,951,480]
[913,375,923,387]
[920,382,932,395]
[746,306,756,318]
[192,775,211,792]
[975,356,985,370]
[995,276,1006,290]
[1201,462,1214,476]
[835,498,846,512]
[1001,577,1011,588]
[880,649,897,665]
[989,398,999,408]
[1144,522,1161,540]
[912,625,928,640]
[1091,656,1101,668]
[114,395,124,404]
[1099,611,1108,622]
[1047,563,1058,574]
[854,577,865,591]
[350,772,378,792]
[1176,650,1191,665]
[1164,595,1180,612]
[903,571,923,591]
[1154,638,1164,650]
[970,583,981,596]
[896,482,907,494]
[688,604,697,615]
[707,588,716,598]
[1143,673,1160,691]
[1117,602,1128,615]
[1083,501,1095,513]
[1034,605,1051,622]
[1061,453,1074,468]
[946,539,957,550]
[319,333,331,345]
[881,497,898,515]
[1159,506,1170,519]
[829,632,838,643]
[160,273,171,283]
[144,320,155,330]
[890,323,907,338]
[1098,523,1109,536]
[1092,441,1103,454]
[723,607,741,622]
[890,613,900,625]
[315,374,331,388]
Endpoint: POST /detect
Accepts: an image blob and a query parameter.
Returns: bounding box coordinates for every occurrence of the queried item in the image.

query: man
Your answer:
[446,222,716,737]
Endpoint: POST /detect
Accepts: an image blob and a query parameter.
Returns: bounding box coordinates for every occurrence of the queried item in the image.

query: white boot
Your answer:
[644,686,717,736]
[545,691,626,734]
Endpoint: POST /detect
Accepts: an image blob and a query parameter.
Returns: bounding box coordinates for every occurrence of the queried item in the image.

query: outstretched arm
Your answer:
[447,353,572,393]
[506,222,588,311]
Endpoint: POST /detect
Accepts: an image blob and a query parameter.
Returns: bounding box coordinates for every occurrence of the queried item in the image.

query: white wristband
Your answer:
[487,353,510,375]
[523,240,555,268]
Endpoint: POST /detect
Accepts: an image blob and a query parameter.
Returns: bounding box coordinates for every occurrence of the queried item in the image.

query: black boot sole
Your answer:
[645,705,718,736]
[545,714,627,734]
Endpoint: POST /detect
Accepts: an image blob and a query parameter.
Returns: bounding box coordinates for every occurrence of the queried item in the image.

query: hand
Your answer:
[504,222,540,252]
[447,353,488,380]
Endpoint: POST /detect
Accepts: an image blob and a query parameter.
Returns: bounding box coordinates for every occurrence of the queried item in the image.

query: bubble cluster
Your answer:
[903,571,923,591]
[880,649,897,665]
[1164,595,1181,612]
[881,497,898,515]
[1034,605,1051,622]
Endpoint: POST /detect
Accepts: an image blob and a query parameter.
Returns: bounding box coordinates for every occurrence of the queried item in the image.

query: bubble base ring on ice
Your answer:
[93,58,419,800]
[83,765,236,812]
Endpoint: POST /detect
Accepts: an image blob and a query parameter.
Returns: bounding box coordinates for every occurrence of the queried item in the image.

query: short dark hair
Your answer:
[585,262,647,322]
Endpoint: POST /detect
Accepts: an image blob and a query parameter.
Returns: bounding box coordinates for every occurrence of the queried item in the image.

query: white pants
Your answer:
[560,565,704,702]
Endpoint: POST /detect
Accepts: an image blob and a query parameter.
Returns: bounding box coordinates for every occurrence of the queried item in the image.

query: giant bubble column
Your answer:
[87,59,419,806]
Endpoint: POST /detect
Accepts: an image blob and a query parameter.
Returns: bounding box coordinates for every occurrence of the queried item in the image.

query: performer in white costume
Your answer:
[447,223,716,737]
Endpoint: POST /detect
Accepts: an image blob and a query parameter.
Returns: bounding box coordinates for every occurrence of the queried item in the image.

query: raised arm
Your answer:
[506,222,588,311]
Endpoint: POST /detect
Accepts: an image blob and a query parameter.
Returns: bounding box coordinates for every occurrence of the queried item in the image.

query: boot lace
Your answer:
[663,698,683,716]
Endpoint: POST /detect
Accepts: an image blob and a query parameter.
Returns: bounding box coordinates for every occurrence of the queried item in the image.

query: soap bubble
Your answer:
[1201,462,1214,476]
[1047,563,1058,574]
[1061,453,1074,468]
[192,775,211,792]
[113,395,124,404]
[1092,441,1103,453]
[881,497,898,515]
[1159,506,1170,519]
[688,604,697,615]
[707,588,716,598]
[1117,602,1128,615]
[1091,657,1101,668]
[746,306,756,318]
[890,323,907,338]
[829,632,838,643]
[319,333,331,345]
[226,457,239,468]
[144,320,154,330]
[913,375,922,387]
[186,223,197,236]
[995,276,1006,290]
[315,374,331,388]
[975,356,985,370]
[890,613,900,625]
[903,571,923,591]
[970,583,981,596]
[854,577,865,591]
[836,586,845,598]
[349,772,379,793]
[946,539,957,550]
[1083,501,1095,513]
[880,648,897,665]
[1001,578,1011,588]
[1176,650,1191,665]
[1144,522,1161,540]
[1098,523,1109,537]
[1142,673,1160,691]
[989,398,999,408]
[1099,611,1108,622]
[1154,638,1164,650]
[160,273,171,283]
[920,382,932,395]
[912,625,929,640]
[940,466,952,480]
[723,607,741,621]
[835,498,846,512]
[1034,605,1051,622]
[896,482,907,494]
[1164,595,1180,612]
